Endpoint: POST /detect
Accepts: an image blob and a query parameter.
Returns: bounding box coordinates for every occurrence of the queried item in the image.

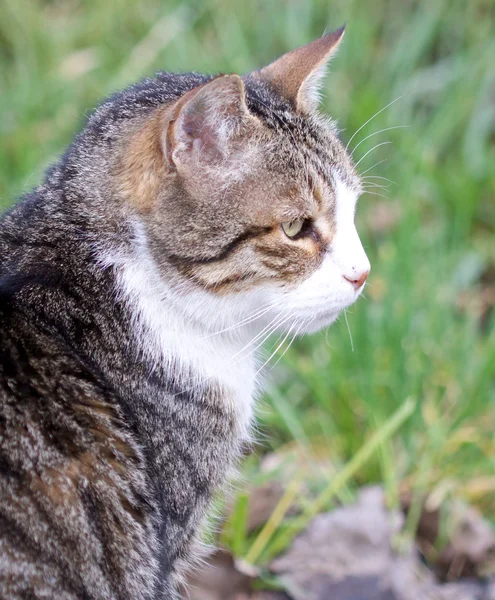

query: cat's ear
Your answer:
[258,25,345,113]
[166,74,253,169]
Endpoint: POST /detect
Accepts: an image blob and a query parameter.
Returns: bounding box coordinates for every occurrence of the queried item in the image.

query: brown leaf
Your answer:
[270,487,407,600]
[246,481,290,532]
[401,493,495,581]
[269,487,495,599]
[182,548,289,599]
[183,549,254,600]
[455,264,495,331]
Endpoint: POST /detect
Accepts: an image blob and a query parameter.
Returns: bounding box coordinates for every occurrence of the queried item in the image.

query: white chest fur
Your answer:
[101,227,258,440]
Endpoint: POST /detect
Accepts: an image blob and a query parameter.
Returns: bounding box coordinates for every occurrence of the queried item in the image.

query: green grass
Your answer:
[1,0,494,567]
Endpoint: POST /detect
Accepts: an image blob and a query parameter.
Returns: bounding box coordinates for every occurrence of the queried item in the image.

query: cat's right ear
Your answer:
[165,75,254,171]
[258,26,345,113]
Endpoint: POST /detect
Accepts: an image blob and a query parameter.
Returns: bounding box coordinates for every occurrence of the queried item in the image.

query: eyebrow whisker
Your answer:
[359,159,387,176]
[362,175,396,185]
[345,96,403,152]
[362,182,390,191]
[350,125,409,157]
[354,141,392,168]
[362,190,389,200]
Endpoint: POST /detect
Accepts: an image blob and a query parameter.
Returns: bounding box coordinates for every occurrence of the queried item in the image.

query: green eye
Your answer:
[282,219,304,238]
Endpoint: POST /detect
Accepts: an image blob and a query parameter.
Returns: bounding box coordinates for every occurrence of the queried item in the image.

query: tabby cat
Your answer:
[0,26,370,599]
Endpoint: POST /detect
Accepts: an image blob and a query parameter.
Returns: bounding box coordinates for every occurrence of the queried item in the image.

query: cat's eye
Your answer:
[281,219,304,238]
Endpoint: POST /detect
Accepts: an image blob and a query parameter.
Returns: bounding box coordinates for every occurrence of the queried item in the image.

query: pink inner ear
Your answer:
[180,98,221,156]
[186,119,222,157]
[192,137,204,153]
[170,75,251,165]
[181,101,206,141]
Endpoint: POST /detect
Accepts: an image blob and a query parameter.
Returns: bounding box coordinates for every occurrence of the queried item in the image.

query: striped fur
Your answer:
[0,30,369,599]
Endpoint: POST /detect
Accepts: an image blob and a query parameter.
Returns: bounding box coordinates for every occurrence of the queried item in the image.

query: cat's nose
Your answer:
[343,269,369,290]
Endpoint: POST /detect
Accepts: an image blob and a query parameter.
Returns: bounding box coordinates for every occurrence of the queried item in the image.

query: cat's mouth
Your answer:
[276,280,368,335]
[271,306,343,336]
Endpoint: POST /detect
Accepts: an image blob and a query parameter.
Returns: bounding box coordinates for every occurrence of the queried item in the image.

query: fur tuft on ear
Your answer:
[258,25,345,113]
[167,74,253,169]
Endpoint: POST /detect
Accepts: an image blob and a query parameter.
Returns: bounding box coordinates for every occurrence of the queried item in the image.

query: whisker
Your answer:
[344,310,354,353]
[240,321,292,373]
[231,311,291,363]
[354,141,392,168]
[170,311,294,399]
[234,311,298,365]
[362,175,396,185]
[254,319,299,377]
[351,125,409,157]
[270,318,307,370]
[362,190,389,199]
[203,304,272,338]
[362,182,390,191]
[362,179,391,187]
[345,96,403,152]
[360,159,387,176]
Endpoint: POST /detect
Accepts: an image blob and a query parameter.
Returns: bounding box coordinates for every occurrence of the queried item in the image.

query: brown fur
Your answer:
[115,107,169,211]
[0,30,362,600]
[259,26,346,111]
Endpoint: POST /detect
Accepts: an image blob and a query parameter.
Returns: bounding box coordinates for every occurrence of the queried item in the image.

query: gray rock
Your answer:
[270,487,491,600]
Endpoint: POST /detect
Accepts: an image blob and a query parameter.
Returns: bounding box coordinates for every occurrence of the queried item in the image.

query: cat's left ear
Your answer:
[258,25,345,113]
[166,74,255,170]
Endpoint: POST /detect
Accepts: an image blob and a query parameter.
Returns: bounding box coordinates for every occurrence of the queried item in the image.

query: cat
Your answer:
[0,26,370,599]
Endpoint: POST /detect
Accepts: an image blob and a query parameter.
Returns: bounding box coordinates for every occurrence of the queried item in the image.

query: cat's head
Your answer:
[117,27,370,337]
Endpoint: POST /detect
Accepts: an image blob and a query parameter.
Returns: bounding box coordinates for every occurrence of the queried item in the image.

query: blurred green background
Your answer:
[1,0,494,565]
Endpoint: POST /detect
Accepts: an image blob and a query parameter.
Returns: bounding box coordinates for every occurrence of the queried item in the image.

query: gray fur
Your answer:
[0,45,358,598]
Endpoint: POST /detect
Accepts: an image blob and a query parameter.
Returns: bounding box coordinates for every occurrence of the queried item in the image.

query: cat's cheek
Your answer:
[298,254,358,301]
[266,254,363,333]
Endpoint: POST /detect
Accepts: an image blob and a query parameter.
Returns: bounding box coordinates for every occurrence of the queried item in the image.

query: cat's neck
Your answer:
[100,221,261,439]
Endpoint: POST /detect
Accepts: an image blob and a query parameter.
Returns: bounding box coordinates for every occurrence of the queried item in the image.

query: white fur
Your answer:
[267,178,370,333]
[100,222,267,439]
[99,179,368,435]
[298,32,344,112]
[332,179,370,283]
[300,61,329,111]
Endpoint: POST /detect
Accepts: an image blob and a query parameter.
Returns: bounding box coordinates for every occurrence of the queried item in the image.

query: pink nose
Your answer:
[344,270,369,290]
